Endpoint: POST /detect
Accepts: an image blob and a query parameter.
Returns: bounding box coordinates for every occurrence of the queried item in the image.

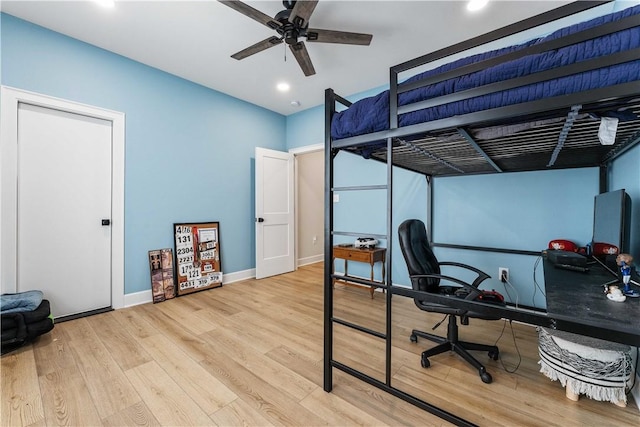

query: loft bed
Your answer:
[327,1,640,178]
[323,2,640,426]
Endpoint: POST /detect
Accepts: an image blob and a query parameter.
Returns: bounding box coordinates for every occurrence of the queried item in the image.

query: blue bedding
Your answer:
[331,5,640,141]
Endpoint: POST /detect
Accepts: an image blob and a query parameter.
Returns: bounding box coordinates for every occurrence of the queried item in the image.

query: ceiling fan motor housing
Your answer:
[275,8,307,45]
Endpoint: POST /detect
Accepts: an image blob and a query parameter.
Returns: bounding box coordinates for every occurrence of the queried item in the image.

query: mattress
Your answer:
[330,5,640,141]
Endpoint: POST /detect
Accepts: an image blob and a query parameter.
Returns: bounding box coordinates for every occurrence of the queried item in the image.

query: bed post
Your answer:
[389,68,399,130]
[599,165,608,194]
[324,88,335,392]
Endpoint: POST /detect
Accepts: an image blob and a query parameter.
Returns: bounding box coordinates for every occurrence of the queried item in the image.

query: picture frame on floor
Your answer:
[173,221,223,296]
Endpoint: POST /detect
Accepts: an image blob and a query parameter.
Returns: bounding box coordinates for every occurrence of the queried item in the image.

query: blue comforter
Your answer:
[331,5,640,141]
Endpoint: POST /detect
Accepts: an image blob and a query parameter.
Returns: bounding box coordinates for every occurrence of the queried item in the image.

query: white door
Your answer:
[255,147,295,279]
[17,103,113,318]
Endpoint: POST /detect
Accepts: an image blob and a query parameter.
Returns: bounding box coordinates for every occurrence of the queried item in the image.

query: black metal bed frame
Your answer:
[323,1,640,426]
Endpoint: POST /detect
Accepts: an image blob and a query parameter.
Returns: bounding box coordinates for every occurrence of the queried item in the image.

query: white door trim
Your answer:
[0,86,125,310]
[289,142,323,155]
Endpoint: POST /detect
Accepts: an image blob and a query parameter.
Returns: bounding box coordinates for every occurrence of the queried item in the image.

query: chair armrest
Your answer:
[437,261,491,288]
[409,273,482,300]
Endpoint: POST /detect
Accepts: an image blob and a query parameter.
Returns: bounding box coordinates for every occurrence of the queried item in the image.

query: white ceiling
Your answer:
[1,0,578,115]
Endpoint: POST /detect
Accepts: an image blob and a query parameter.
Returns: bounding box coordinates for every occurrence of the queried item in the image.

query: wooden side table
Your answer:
[332,245,386,298]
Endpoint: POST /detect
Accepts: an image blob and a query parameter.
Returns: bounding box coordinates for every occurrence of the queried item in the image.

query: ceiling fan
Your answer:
[219,0,373,76]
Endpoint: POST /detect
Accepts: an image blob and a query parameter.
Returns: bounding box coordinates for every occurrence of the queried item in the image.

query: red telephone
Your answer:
[548,239,578,252]
[592,242,619,255]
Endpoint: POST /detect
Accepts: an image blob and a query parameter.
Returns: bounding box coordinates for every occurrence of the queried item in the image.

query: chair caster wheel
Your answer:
[488,349,499,360]
[421,354,430,368]
[410,334,418,343]
[480,371,492,384]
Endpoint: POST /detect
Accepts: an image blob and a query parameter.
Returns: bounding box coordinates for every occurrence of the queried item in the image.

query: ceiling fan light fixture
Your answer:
[283,28,299,45]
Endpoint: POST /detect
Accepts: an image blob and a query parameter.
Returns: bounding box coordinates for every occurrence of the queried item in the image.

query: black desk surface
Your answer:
[544,259,640,346]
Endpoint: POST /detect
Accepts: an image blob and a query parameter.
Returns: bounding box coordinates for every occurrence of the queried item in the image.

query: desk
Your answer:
[392,258,640,347]
[543,259,640,347]
[332,245,386,298]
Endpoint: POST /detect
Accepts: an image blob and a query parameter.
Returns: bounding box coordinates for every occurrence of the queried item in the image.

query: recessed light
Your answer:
[467,0,488,12]
[94,0,115,8]
[277,82,290,92]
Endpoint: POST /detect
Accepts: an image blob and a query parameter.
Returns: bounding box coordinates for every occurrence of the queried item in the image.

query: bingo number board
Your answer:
[173,222,223,295]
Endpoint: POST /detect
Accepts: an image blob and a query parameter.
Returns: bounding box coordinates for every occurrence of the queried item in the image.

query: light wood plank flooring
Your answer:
[2,262,638,426]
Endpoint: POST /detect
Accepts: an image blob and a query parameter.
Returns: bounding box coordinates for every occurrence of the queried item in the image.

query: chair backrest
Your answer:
[398,219,441,293]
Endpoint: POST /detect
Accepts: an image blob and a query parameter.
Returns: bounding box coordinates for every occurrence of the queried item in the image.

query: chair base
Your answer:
[411,315,499,384]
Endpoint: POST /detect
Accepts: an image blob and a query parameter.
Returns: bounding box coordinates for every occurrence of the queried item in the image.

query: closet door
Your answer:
[17,103,113,318]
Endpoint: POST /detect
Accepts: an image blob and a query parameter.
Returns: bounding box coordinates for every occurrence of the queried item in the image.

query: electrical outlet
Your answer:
[499,267,509,283]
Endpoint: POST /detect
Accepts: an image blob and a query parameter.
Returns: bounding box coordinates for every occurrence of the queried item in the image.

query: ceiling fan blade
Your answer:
[231,36,282,60]
[306,28,372,45]
[218,1,281,30]
[289,0,318,28]
[289,42,316,77]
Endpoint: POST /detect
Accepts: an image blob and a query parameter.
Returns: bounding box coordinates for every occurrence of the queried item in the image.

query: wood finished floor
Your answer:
[2,262,639,426]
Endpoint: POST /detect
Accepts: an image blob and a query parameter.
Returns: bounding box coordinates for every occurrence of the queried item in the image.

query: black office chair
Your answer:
[398,219,502,384]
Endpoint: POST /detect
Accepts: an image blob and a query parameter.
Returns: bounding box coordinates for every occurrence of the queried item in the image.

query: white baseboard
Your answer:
[298,254,323,266]
[123,268,256,308]
[221,268,255,284]
[124,289,152,308]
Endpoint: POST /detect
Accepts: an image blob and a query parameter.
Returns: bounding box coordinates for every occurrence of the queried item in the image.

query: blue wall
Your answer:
[432,168,599,308]
[1,14,287,295]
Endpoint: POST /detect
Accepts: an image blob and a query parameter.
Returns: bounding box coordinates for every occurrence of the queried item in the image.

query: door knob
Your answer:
[256,217,264,223]
[101,219,111,226]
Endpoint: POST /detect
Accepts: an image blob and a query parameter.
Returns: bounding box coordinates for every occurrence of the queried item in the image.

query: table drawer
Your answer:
[334,248,371,263]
